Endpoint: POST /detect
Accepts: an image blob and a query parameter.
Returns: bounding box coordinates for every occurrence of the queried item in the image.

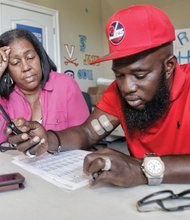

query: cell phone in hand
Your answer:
[0,104,22,135]
[0,172,25,192]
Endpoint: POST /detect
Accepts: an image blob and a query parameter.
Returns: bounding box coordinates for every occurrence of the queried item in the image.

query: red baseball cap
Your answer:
[92,5,175,64]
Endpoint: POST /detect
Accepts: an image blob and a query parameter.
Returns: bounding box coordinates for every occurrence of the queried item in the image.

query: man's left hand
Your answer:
[83,148,147,187]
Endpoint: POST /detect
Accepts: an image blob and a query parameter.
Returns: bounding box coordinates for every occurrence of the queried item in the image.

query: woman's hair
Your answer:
[0,28,57,99]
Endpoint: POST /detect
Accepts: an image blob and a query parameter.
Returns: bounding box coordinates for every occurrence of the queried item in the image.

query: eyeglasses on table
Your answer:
[137,189,190,212]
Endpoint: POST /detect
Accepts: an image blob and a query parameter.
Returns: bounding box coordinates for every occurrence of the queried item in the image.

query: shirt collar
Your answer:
[42,70,54,91]
[170,63,186,101]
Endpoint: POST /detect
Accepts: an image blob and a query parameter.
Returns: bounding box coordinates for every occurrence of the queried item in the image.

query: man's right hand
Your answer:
[6,118,48,156]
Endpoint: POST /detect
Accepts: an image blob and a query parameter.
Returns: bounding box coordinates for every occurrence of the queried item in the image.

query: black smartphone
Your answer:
[0,104,22,135]
[0,172,25,191]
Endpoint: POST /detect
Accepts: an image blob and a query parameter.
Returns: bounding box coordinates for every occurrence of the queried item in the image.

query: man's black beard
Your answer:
[121,72,171,135]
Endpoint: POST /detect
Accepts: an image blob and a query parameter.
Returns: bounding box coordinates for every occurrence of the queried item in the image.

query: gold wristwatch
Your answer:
[141,154,165,186]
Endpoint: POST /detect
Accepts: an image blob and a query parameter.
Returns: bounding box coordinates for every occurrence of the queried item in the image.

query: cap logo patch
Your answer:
[109,21,124,45]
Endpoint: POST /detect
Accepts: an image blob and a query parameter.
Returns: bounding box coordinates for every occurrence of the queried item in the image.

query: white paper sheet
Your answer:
[12,149,91,191]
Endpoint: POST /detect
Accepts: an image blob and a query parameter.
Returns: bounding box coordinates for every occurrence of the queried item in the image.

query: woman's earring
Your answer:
[9,76,14,86]
[3,73,14,87]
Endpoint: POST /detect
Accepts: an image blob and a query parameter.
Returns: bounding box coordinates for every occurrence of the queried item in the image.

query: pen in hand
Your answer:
[92,171,102,180]
[91,156,112,180]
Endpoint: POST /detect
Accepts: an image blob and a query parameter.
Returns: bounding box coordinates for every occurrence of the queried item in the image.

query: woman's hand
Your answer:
[83,148,147,187]
[5,118,48,156]
[0,46,11,78]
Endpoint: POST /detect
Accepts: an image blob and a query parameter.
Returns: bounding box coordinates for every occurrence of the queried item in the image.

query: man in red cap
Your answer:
[6,5,190,187]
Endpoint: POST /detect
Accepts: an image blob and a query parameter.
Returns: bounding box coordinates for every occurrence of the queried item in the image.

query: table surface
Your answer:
[0,150,190,220]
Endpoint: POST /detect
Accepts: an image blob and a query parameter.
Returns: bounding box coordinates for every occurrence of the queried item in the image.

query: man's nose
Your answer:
[121,76,137,94]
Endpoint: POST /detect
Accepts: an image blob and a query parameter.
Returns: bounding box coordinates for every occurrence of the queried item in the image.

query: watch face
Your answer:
[146,159,164,176]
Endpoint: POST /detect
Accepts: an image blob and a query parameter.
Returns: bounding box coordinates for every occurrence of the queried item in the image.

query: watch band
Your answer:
[148,176,163,185]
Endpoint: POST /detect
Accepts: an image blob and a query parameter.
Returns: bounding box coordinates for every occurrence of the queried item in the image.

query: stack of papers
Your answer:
[12,149,91,191]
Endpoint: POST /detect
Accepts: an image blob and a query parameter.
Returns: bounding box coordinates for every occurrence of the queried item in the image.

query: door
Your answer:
[0,0,61,71]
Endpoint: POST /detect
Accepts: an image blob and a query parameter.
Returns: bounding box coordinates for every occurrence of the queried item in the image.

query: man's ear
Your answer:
[164,55,177,79]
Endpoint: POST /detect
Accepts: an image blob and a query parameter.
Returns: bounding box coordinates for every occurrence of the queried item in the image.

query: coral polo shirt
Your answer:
[97,64,190,158]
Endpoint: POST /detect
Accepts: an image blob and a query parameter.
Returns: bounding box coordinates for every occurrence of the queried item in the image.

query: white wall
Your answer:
[8,0,190,90]
[22,0,104,92]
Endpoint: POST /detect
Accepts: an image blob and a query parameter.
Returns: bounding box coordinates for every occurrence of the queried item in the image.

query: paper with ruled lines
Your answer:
[12,149,91,191]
